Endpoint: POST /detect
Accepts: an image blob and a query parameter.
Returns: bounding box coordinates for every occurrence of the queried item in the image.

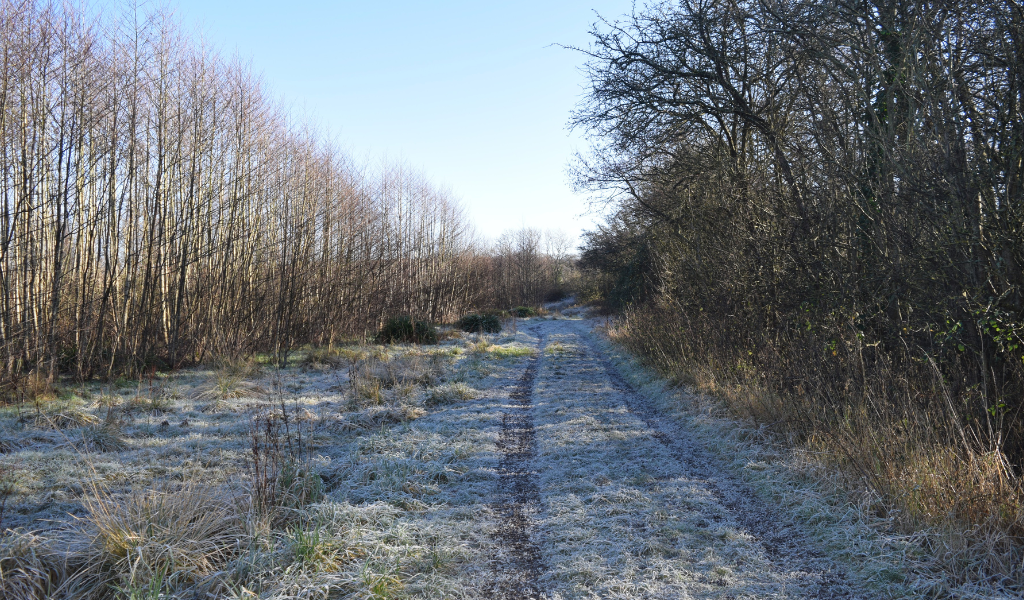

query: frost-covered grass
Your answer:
[0,330,542,599]
[588,317,995,599]
[1,312,941,598]
[531,330,814,598]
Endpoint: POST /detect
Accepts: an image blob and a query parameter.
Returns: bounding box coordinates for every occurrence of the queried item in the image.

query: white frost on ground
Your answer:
[1,315,937,598]
[529,321,823,599]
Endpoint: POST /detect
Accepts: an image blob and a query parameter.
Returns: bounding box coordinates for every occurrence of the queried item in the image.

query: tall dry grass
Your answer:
[347,353,445,404]
[612,303,1024,590]
[60,482,245,598]
[0,392,332,598]
[0,530,62,599]
[0,460,325,597]
[0,482,245,599]
[0,336,506,598]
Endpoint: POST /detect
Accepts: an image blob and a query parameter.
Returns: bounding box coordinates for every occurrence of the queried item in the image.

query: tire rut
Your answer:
[579,330,859,599]
[488,333,547,599]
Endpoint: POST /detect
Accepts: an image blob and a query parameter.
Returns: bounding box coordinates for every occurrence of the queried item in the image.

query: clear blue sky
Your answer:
[157,0,633,244]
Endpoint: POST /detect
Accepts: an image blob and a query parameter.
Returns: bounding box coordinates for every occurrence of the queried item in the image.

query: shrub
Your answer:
[16,372,58,404]
[511,306,537,318]
[247,405,324,522]
[375,316,438,345]
[457,313,501,334]
[544,287,569,302]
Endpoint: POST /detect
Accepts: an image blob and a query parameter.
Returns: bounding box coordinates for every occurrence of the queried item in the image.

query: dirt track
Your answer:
[489,333,546,598]
[487,317,865,599]
[0,314,879,598]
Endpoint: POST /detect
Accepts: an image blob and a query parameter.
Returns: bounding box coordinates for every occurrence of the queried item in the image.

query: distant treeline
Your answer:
[0,0,569,386]
[574,0,1024,571]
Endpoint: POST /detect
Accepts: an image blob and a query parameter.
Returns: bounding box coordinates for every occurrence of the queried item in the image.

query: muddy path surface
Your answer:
[489,332,546,599]
[487,317,866,599]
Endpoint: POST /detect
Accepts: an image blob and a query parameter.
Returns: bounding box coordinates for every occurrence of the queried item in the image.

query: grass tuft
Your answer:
[191,370,266,405]
[120,393,174,416]
[286,524,345,571]
[62,481,244,597]
[348,354,444,404]
[32,407,98,430]
[425,383,475,406]
[83,425,126,453]
[0,530,63,599]
[468,339,536,359]
[299,348,349,371]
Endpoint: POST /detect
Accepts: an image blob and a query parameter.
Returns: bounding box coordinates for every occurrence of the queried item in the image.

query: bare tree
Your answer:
[0,0,492,387]
[574,0,1024,493]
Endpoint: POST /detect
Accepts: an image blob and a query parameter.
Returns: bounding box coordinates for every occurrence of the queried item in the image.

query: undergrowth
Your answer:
[457,313,502,334]
[376,317,438,345]
[511,306,537,318]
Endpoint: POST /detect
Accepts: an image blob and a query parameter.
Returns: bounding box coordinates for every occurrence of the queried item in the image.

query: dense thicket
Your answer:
[575,0,1024,576]
[0,1,561,388]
